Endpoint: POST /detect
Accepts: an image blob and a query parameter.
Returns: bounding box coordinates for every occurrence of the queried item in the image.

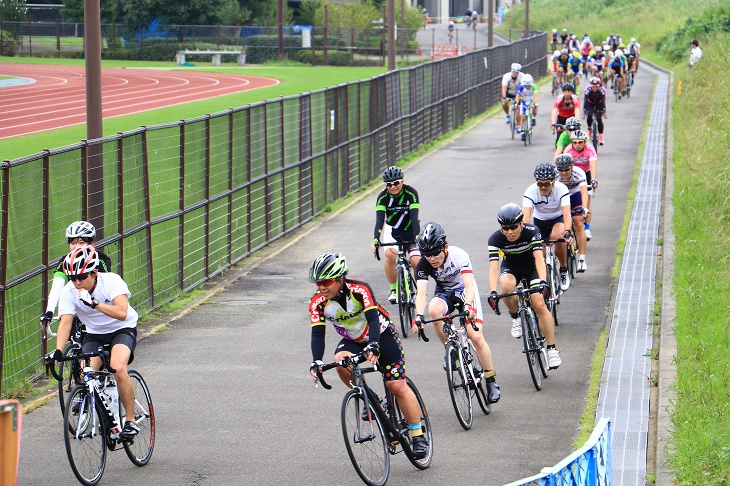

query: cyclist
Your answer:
[486,203,562,369]
[40,221,112,334]
[608,51,626,98]
[45,246,140,440]
[523,163,573,291]
[411,222,500,403]
[589,46,605,80]
[560,29,569,48]
[583,76,607,145]
[471,10,478,27]
[551,83,580,144]
[554,115,582,157]
[554,49,570,85]
[515,74,538,139]
[564,130,598,240]
[308,252,429,458]
[551,29,559,51]
[579,37,594,70]
[627,38,641,73]
[566,33,579,52]
[464,9,472,27]
[555,154,589,272]
[447,21,455,44]
[501,63,524,125]
[567,52,583,89]
[372,166,421,305]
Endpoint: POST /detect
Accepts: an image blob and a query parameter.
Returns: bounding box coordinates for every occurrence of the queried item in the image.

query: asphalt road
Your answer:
[18,68,656,485]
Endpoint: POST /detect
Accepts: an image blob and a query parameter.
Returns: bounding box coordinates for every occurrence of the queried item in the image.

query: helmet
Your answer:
[590,76,601,86]
[534,163,558,181]
[569,31,574,36]
[553,50,561,57]
[522,74,534,86]
[562,28,567,33]
[615,50,623,58]
[631,37,637,43]
[565,116,581,131]
[589,49,596,56]
[618,43,626,49]
[571,130,589,141]
[555,154,574,170]
[561,82,575,92]
[560,49,568,55]
[309,252,348,282]
[573,51,580,59]
[552,29,558,33]
[595,46,603,52]
[418,222,447,254]
[511,63,522,72]
[497,203,524,226]
[583,38,591,45]
[382,166,403,182]
[571,34,576,39]
[66,221,96,240]
[63,246,99,276]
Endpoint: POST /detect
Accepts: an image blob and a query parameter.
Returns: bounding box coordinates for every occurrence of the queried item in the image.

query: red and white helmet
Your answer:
[63,246,99,276]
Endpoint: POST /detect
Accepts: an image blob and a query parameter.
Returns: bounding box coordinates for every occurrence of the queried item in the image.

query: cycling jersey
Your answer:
[564,144,597,176]
[583,85,606,111]
[580,43,593,56]
[488,224,543,271]
[609,58,624,71]
[553,94,581,118]
[627,42,640,56]
[558,167,587,195]
[568,57,582,73]
[523,181,570,220]
[502,72,524,97]
[374,184,420,242]
[555,130,573,153]
[58,272,138,334]
[516,84,536,104]
[556,55,570,70]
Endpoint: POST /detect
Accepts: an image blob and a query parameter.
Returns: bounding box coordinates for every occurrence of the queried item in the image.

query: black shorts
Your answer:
[83,327,137,365]
[500,262,541,287]
[534,215,564,242]
[335,326,406,382]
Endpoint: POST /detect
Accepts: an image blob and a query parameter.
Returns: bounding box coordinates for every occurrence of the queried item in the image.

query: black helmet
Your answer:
[418,222,447,254]
[565,116,581,131]
[497,203,524,225]
[534,163,558,181]
[382,166,404,182]
[555,154,574,170]
[561,82,575,92]
[309,252,348,282]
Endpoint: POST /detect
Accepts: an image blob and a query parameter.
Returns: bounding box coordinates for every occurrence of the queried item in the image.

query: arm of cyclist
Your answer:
[309,323,326,381]
[461,272,477,319]
[45,313,74,364]
[373,208,386,250]
[412,278,429,333]
[40,268,67,329]
[363,308,382,365]
[487,258,501,314]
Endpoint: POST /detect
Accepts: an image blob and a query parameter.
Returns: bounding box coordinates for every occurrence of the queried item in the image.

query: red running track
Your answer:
[0,64,280,140]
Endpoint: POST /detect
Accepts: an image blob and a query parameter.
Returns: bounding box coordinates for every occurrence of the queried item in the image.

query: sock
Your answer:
[579,254,586,261]
[509,311,519,319]
[585,223,591,230]
[409,423,423,437]
[389,283,396,291]
[483,369,496,379]
[547,344,556,350]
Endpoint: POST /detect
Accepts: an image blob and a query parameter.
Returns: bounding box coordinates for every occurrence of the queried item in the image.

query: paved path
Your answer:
[18,68,659,485]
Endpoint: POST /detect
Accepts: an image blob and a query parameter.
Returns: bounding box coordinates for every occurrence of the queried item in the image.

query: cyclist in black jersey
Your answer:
[40,221,112,333]
[486,203,562,369]
[372,166,421,305]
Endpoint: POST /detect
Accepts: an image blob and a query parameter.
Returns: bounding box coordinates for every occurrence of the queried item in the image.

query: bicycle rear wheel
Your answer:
[123,370,155,466]
[397,268,411,338]
[510,104,516,140]
[64,386,107,486]
[532,311,549,378]
[396,377,434,469]
[567,237,577,279]
[58,342,82,416]
[521,312,543,391]
[341,389,389,486]
[470,351,491,415]
[549,261,561,327]
[445,343,472,429]
[591,119,600,152]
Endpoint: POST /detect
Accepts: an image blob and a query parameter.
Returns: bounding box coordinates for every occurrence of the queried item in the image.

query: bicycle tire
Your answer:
[470,348,491,415]
[445,342,472,429]
[521,312,543,391]
[544,262,557,324]
[548,261,561,327]
[57,342,82,416]
[532,310,549,378]
[341,389,390,486]
[510,103,516,140]
[397,267,410,338]
[567,237,577,279]
[123,370,156,466]
[591,119,600,153]
[398,377,434,469]
[64,385,107,486]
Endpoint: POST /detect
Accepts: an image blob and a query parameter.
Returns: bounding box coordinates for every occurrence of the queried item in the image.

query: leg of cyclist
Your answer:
[498,272,523,339]
[530,291,555,345]
[516,100,525,134]
[597,111,605,145]
[384,247,398,303]
[426,296,449,345]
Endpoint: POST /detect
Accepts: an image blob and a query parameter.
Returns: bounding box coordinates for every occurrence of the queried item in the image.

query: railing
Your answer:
[0,32,547,394]
[505,416,612,486]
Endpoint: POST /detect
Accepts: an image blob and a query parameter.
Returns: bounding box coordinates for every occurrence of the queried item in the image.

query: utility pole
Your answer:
[278,0,284,59]
[84,0,104,234]
[387,0,395,70]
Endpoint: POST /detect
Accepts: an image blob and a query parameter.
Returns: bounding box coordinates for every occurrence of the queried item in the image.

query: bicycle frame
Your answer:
[374,241,417,337]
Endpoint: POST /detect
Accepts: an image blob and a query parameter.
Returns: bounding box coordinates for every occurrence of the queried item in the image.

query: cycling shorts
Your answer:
[534,215,564,242]
[336,326,406,381]
[83,327,137,364]
[499,264,541,288]
[520,101,534,115]
[569,191,583,210]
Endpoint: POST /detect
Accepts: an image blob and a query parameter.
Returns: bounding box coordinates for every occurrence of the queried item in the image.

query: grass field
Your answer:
[0,56,386,160]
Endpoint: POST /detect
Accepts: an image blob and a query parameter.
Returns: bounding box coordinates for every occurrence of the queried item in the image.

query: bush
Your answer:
[656,4,730,62]
[0,30,19,56]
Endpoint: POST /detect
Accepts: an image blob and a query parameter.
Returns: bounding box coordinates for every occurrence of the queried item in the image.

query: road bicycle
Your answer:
[48,347,155,486]
[374,241,417,338]
[509,98,518,140]
[625,70,634,98]
[45,316,87,416]
[544,238,567,327]
[588,110,602,152]
[612,75,621,102]
[520,101,535,146]
[565,226,579,279]
[315,350,433,486]
[418,307,491,430]
[493,282,549,390]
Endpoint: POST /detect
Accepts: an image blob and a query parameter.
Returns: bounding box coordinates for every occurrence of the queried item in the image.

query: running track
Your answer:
[0,63,280,140]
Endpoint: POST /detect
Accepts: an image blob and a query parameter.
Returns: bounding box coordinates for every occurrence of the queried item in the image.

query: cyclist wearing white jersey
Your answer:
[501,63,524,125]
[515,74,538,138]
[555,154,589,272]
[523,163,573,291]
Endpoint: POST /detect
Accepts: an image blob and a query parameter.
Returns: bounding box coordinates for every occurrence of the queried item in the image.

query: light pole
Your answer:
[84,0,104,233]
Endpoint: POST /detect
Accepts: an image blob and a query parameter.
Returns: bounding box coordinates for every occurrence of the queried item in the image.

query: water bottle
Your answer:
[102,382,122,435]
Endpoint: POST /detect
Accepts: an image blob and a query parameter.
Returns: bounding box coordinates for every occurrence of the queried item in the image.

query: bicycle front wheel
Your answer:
[64,386,107,486]
[591,120,600,152]
[470,351,491,415]
[341,389,389,486]
[532,311,549,378]
[123,370,156,466]
[397,268,410,338]
[57,342,82,416]
[445,343,472,429]
[521,312,543,391]
[399,377,434,469]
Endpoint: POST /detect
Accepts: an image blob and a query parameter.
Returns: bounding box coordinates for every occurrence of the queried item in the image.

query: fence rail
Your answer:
[0,33,547,394]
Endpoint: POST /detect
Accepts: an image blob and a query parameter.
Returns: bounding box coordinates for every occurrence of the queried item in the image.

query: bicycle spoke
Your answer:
[445,344,472,429]
[521,313,542,390]
[123,370,155,466]
[64,386,107,486]
[341,390,389,486]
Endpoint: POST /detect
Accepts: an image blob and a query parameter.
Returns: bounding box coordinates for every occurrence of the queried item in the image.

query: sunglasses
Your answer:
[69,272,91,282]
[385,180,402,187]
[501,223,520,231]
[315,278,338,286]
[558,167,573,172]
[68,237,93,244]
[536,181,553,188]
[422,250,443,259]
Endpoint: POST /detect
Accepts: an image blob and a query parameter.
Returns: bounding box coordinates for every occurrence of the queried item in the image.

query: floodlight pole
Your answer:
[84,0,104,234]
[387,0,395,70]
[278,0,284,59]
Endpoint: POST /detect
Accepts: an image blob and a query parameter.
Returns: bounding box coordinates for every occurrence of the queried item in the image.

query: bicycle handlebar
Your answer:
[416,311,479,334]
[493,285,543,302]
[46,347,116,382]
[314,351,376,391]
[372,241,415,261]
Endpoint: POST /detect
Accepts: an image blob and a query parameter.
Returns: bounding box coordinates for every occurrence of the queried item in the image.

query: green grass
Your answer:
[0,57,386,160]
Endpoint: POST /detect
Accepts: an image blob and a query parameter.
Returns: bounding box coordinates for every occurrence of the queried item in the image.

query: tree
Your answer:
[0,0,27,22]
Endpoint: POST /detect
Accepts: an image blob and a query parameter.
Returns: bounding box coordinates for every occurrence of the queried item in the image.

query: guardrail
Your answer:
[505,416,612,485]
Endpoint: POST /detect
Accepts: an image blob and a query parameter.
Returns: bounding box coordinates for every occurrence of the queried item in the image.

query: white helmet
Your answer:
[595,46,603,52]
[522,74,534,85]
[553,50,561,57]
[631,37,637,43]
[583,38,591,44]
[615,50,623,58]
[66,221,96,239]
[511,63,522,71]
[552,29,558,33]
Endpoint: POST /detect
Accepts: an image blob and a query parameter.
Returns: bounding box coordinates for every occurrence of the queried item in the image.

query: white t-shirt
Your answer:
[502,72,524,96]
[523,181,570,220]
[59,272,138,334]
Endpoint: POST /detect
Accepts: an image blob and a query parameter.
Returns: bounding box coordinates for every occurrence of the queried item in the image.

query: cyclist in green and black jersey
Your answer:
[372,166,421,305]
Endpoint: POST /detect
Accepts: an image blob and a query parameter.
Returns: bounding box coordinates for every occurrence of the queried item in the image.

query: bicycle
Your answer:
[417,307,491,430]
[565,225,579,279]
[493,281,548,390]
[520,101,535,146]
[509,99,518,140]
[45,315,88,417]
[550,72,560,96]
[588,110,601,151]
[374,241,417,338]
[544,238,567,327]
[47,347,155,486]
[625,70,634,98]
[315,350,433,486]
